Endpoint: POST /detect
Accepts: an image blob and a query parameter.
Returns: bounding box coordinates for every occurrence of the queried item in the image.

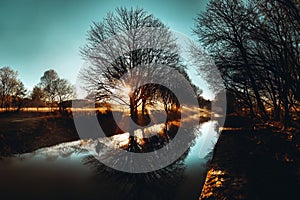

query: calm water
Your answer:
[0,120,220,200]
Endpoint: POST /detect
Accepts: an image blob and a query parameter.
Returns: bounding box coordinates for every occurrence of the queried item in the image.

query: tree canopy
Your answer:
[39,69,74,111]
[0,66,26,110]
[80,7,191,117]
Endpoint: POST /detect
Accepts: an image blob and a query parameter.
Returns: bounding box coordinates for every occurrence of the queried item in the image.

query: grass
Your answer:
[0,111,79,157]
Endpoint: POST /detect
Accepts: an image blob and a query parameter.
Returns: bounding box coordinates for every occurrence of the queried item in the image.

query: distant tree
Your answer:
[0,67,20,109]
[39,69,60,106]
[31,86,45,110]
[39,69,74,112]
[12,81,27,111]
[56,78,75,111]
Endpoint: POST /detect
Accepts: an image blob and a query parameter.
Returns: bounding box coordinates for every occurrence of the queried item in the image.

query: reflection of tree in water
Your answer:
[120,108,181,153]
[83,150,187,200]
[82,122,205,200]
[126,120,179,153]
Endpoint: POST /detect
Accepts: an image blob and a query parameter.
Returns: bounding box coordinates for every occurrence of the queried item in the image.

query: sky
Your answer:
[0,0,212,99]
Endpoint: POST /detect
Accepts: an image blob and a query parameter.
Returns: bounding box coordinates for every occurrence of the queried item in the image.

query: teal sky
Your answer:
[0,0,211,98]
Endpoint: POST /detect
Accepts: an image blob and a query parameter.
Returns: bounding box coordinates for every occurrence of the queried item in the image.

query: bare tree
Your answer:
[80,7,184,119]
[40,69,60,106]
[194,0,300,127]
[56,78,75,112]
[31,86,45,110]
[39,69,74,111]
[250,0,300,127]
[194,0,269,120]
[12,81,27,111]
[0,67,21,109]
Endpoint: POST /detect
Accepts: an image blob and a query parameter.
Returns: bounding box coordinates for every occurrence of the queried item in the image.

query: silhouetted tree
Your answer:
[80,7,185,120]
[39,69,74,112]
[0,66,26,110]
[56,78,75,112]
[39,69,60,106]
[249,0,300,127]
[194,0,300,128]
[30,86,45,110]
[12,81,27,111]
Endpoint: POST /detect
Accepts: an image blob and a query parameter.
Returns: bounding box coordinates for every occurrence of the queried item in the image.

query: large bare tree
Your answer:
[80,7,185,119]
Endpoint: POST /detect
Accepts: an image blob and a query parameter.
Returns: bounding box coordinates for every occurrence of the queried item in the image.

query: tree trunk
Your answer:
[129,95,138,122]
[283,91,291,129]
[274,105,281,121]
[245,86,255,120]
[239,45,268,121]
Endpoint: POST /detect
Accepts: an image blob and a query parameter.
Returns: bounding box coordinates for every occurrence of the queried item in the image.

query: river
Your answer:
[0,120,220,200]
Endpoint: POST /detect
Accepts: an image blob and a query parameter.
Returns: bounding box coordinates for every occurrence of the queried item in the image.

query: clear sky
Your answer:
[0,0,211,98]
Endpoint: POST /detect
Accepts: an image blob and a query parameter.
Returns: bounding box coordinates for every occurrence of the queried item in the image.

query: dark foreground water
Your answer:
[0,121,219,200]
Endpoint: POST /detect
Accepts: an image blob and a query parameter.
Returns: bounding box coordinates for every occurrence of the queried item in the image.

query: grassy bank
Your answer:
[0,111,79,157]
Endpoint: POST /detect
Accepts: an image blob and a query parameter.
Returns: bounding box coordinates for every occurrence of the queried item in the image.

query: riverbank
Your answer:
[200,117,300,199]
[0,112,79,157]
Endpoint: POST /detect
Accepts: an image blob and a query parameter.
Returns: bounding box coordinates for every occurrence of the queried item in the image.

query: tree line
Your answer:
[0,67,74,112]
[194,0,299,128]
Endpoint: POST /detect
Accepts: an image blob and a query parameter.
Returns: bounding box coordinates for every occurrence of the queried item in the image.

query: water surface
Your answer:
[0,120,220,200]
